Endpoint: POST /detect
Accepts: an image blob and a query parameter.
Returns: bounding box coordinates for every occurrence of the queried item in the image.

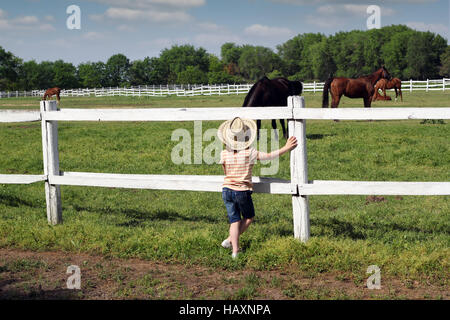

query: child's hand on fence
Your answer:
[285,136,298,151]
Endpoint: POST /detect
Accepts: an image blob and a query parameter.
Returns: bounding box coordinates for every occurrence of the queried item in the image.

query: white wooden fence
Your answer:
[1,78,449,99]
[1,98,450,242]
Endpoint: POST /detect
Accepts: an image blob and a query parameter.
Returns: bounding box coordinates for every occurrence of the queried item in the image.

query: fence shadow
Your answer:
[0,194,42,209]
[72,204,221,227]
[0,287,81,300]
[306,133,336,140]
[312,216,449,240]
[312,217,367,240]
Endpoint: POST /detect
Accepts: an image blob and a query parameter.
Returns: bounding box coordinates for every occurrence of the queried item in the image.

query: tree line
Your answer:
[0,25,449,91]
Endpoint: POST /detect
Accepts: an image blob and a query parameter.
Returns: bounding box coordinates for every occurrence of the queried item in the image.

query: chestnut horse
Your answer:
[372,93,392,101]
[373,78,402,102]
[42,87,61,103]
[322,67,391,109]
[243,76,303,140]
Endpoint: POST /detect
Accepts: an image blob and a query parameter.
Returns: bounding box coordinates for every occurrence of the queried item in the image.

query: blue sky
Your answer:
[0,0,448,64]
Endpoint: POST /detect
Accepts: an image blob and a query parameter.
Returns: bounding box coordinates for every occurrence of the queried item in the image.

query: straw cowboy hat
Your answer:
[217,117,257,151]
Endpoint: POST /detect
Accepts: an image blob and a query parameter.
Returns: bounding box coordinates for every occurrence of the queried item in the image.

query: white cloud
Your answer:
[406,22,449,36]
[268,0,437,4]
[0,10,55,31]
[196,22,222,32]
[87,0,205,9]
[194,33,242,46]
[104,7,192,22]
[12,16,39,25]
[39,23,56,31]
[82,31,106,40]
[306,4,395,28]
[117,24,136,32]
[244,24,294,37]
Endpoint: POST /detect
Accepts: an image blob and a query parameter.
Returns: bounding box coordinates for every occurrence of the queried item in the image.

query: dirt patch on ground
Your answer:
[0,248,447,300]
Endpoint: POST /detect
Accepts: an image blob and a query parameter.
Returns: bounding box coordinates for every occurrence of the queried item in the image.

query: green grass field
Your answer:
[0,91,449,299]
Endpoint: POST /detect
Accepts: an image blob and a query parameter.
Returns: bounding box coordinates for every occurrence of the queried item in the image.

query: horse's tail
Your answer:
[322,77,333,108]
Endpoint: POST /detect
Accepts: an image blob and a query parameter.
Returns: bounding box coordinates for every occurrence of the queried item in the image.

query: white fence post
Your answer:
[426,79,429,92]
[288,96,310,242]
[40,100,62,225]
[410,79,413,93]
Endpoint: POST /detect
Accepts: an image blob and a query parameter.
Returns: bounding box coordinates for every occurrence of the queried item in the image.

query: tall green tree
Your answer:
[53,60,79,89]
[405,31,447,79]
[77,61,107,88]
[177,66,208,84]
[207,54,237,84]
[21,60,55,90]
[159,45,209,84]
[439,46,450,77]
[0,46,23,90]
[106,54,131,87]
[238,45,281,81]
[129,57,166,85]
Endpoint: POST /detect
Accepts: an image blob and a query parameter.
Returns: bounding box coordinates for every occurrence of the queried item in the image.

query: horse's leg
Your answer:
[257,119,261,141]
[271,119,279,140]
[331,94,342,122]
[399,87,403,102]
[331,93,341,108]
[364,96,372,108]
[279,119,287,139]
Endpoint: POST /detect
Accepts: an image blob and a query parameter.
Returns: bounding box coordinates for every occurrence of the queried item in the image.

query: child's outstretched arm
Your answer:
[257,136,298,161]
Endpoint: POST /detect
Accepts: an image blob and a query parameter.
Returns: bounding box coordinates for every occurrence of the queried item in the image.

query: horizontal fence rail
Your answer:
[1,98,449,242]
[41,107,450,122]
[1,78,449,99]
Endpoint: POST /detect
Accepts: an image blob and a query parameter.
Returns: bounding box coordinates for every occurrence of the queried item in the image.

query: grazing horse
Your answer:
[373,78,402,102]
[42,87,61,103]
[322,66,391,109]
[243,76,303,140]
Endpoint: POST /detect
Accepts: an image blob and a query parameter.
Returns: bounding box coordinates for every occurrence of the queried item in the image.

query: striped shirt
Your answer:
[220,147,260,191]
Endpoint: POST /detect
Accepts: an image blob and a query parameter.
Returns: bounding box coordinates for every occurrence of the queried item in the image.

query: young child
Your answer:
[217,117,298,259]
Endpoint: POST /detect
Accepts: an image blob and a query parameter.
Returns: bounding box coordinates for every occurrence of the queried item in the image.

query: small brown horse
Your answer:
[42,87,61,103]
[372,78,402,102]
[322,67,391,108]
[372,93,392,101]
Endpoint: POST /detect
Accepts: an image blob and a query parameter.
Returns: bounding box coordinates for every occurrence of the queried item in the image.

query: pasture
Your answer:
[0,91,448,299]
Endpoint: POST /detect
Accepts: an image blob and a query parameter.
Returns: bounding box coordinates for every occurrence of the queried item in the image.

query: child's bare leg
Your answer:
[228,218,253,252]
[229,221,240,254]
[239,218,253,235]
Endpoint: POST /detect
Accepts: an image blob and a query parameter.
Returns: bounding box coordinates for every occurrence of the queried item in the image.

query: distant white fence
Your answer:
[1,78,450,99]
[1,99,450,242]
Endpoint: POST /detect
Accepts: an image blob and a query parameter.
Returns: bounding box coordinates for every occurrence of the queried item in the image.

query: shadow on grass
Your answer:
[0,194,42,209]
[306,133,336,140]
[0,287,81,300]
[72,204,221,227]
[312,216,449,240]
[312,217,367,240]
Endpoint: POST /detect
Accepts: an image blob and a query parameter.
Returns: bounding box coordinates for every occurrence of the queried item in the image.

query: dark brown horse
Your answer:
[42,87,61,103]
[243,76,303,139]
[373,77,402,102]
[322,67,391,109]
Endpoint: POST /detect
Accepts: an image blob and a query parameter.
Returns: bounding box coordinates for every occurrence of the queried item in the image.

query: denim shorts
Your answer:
[222,187,255,224]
